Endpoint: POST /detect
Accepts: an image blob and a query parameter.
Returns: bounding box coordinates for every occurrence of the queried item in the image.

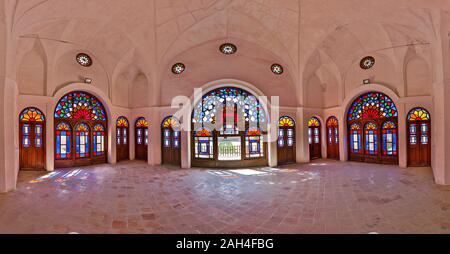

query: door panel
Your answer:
[309,126,321,160]
[408,121,431,166]
[117,127,129,162]
[327,126,339,160]
[20,122,45,171]
[162,128,181,166]
[135,127,148,161]
[278,127,296,165]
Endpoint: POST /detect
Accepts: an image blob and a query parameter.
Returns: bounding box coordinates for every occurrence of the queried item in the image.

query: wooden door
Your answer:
[117,126,129,161]
[326,117,339,160]
[407,108,431,167]
[135,127,148,161]
[20,122,45,170]
[408,121,431,166]
[161,127,181,166]
[309,126,322,160]
[277,126,296,165]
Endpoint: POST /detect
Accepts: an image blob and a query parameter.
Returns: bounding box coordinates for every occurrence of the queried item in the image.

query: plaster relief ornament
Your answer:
[220,43,237,55]
[271,64,284,75]
[172,63,186,75]
[76,53,93,67]
[360,56,375,70]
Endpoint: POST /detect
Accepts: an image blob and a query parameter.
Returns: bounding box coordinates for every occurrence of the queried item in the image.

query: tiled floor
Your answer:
[1,160,450,234]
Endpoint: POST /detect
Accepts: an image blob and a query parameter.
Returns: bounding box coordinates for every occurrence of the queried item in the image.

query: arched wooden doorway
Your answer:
[54,91,108,168]
[308,117,322,160]
[326,116,339,160]
[347,92,398,164]
[116,116,129,162]
[19,107,46,171]
[277,116,296,165]
[407,108,431,167]
[161,116,181,166]
[135,117,149,161]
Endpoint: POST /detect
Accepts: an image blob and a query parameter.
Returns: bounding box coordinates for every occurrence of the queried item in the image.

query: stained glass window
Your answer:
[55,91,106,121]
[348,92,398,121]
[308,117,320,127]
[271,64,284,75]
[192,87,266,132]
[408,108,430,121]
[162,116,181,130]
[279,116,295,127]
[22,124,31,148]
[326,117,338,127]
[75,123,90,158]
[93,124,105,156]
[117,116,129,127]
[136,117,149,128]
[172,63,186,75]
[350,123,362,154]
[56,122,71,159]
[35,124,43,148]
[20,107,45,122]
[381,121,397,155]
[421,123,429,144]
[220,43,237,55]
[194,128,213,159]
[365,122,378,155]
[76,53,92,67]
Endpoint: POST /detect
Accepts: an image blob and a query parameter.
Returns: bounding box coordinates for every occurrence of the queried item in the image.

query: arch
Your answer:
[19,107,46,170]
[347,91,399,164]
[161,116,181,166]
[116,116,130,162]
[326,116,340,160]
[191,85,268,168]
[135,117,149,161]
[54,91,108,167]
[278,116,296,165]
[406,107,431,167]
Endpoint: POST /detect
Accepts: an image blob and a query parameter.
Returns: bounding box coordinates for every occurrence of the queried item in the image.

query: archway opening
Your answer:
[191,87,268,168]
[54,91,108,168]
[347,92,398,164]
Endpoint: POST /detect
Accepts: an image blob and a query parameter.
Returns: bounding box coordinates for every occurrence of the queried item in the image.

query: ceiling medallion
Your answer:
[271,64,284,75]
[76,53,92,67]
[172,63,186,75]
[220,43,237,55]
[360,56,375,70]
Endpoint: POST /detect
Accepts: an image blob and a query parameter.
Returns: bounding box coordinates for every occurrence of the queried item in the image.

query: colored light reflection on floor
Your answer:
[30,169,85,184]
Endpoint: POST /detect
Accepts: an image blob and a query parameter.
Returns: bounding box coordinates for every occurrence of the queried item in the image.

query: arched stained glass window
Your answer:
[93,124,105,156]
[192,87,267,131]
[348,92,398,121]
[308,117,320,127]
[56,122,71,159]
[75,123,90,158]
[20,108,45,122]
[382,121,397,155]
[279,116,295,127]
[408,108,430,121]
[326,117,338,127]
[117,117,129,127]
[162,116,181,130]
[136,117,149,128]
[55,91,106,121]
